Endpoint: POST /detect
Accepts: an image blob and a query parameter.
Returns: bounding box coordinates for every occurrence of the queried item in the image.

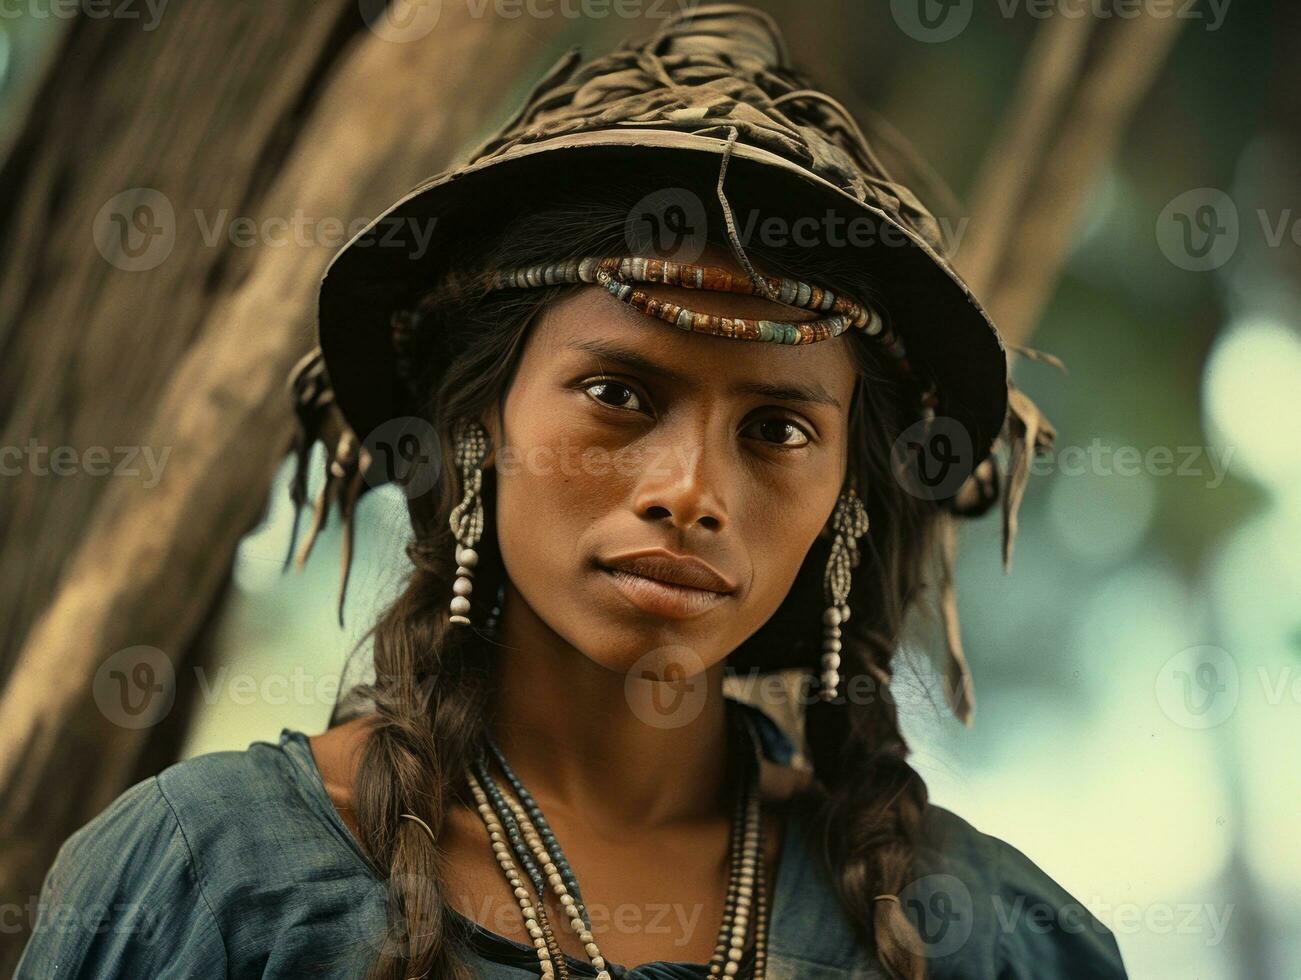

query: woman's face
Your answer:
[484,249,860,677]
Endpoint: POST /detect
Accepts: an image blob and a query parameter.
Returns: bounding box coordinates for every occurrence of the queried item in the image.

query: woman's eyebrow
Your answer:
[738,378,842,410]
[568,338,685,383]
[566,338,842,409]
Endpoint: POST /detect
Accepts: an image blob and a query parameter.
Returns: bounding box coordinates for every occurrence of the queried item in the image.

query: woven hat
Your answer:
[284,4,1056,724]
[321,5,1011,451]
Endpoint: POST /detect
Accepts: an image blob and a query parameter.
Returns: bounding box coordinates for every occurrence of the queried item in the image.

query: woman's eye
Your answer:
[584,380,645,413]
[748,418,811,448]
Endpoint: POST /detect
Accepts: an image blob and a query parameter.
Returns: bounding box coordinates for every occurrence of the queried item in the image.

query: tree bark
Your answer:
[0,1,364,685]
[0,2,569,968]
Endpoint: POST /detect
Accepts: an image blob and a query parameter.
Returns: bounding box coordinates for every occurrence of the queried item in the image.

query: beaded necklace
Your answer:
[464,702,770,979]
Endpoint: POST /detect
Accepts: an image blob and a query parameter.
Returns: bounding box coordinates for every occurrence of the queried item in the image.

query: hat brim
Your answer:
[318,129,1009,465]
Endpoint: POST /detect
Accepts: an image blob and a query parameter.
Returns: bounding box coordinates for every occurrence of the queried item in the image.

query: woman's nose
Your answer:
[630,423,730,533]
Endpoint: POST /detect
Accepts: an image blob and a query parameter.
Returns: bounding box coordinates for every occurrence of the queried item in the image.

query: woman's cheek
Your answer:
[496,432,615,533]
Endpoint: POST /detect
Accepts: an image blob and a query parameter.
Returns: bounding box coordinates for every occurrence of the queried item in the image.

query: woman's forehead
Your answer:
[532,284,858,406]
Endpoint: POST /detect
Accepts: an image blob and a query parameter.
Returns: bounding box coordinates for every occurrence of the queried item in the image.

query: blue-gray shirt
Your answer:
[16,706,1126,978]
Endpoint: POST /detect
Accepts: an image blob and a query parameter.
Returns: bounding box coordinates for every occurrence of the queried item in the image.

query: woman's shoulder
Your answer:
[16,731,386,979]
[769,795,1125,979]
[906,804,1129,978]
[129,730,372,893]
[150,729,360,858]
[15,767,228,979]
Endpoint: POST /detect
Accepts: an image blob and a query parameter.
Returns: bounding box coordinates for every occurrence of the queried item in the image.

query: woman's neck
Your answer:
[487,585,736,833]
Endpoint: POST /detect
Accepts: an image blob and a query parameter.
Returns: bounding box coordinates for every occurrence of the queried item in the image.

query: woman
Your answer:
[17,6,1126,979]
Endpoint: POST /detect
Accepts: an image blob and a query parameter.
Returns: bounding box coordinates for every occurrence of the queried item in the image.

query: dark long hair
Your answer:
[343,179,944,980]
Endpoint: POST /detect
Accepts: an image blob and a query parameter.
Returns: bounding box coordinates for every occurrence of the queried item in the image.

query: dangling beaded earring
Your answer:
[819,481,870,701]
[447,418,489,627]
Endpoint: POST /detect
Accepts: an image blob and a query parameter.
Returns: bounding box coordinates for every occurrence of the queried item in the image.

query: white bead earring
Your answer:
[448,418,489,627]
[819,482,870,701]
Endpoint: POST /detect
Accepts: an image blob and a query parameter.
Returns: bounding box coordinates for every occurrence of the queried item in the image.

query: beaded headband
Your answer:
[487,256,940,420]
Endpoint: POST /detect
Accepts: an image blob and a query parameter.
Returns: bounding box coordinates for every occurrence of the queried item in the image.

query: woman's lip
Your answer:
[600,550,737,593]
[598,566,731,620]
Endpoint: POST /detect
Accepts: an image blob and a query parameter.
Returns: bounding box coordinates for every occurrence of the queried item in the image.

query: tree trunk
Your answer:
[0,2,569,968]
[0,0,364,686]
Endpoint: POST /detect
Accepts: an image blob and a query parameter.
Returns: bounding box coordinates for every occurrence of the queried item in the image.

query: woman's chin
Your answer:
[576,637,715,681]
